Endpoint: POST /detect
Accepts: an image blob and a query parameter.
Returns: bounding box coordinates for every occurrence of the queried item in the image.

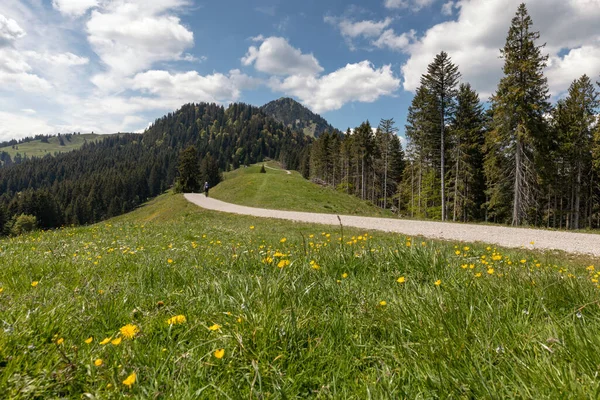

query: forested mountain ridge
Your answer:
[261,97,340,137]
[0,102,311,234]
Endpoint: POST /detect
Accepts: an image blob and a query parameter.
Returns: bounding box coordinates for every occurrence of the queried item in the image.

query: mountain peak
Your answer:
[261,98,338,137]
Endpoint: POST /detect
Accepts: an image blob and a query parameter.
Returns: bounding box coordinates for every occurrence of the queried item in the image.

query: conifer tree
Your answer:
[177,145,201,192]
[421,51,461,221]
[488,3,550,226]
[449,83,486,221]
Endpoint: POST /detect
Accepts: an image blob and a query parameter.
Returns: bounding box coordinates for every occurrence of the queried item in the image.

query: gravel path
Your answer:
[184,194,600,257]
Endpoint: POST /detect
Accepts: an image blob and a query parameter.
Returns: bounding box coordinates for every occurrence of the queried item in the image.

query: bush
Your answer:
[10,214,37,236]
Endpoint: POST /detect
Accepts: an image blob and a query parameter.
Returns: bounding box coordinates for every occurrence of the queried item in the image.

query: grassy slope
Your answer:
[211,162,392,217]
[1,193,600,398]
[0,133,118,158]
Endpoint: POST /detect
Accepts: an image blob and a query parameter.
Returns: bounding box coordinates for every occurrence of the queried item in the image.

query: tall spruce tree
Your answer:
[377,118,399,209]
[177,145,201,192]
[450,83,486,221]
[488,3,550,226]
[420,51,461,221]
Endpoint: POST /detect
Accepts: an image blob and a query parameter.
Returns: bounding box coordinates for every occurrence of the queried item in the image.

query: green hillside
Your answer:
[0,133,119,158]
[211,162,392,217]
[1,192,600,397]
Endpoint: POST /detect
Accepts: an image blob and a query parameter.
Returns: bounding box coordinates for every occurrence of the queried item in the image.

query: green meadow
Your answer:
[0,134,119,159]
[1,190,600,398]
[211,162,391,217]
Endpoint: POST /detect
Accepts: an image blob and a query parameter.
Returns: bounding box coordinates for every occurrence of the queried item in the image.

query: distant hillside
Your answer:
[0,102,311,231]
[0,133,119,165]
[261,97,339,137]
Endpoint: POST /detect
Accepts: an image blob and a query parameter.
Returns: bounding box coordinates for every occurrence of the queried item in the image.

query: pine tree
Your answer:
[377,118,399,209]
[449,83,486,221]
[177,145,201,192]
[488,3,550,226]
[420,51,461,221]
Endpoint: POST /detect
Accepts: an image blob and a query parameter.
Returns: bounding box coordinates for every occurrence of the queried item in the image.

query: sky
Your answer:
[1,0,599,142]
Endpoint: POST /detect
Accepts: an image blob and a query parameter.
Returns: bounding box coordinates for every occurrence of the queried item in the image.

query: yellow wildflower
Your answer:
[167,315,186,325]
[120,324,139,340]
[111,337,122,346]
[475,272,482,278]
[214,348,225,359]
[379,301,387,306]
[250,226,255,230]
[0,287,3,293]
[56,338,64,345]
[94,358,103,367]
[100,337,111,345]
[85,337,93,344]
[123,372,136,387]
[434,280,441,286]
[208,324,221,331]
[397,276,406,283]
[342,273,348,279]
[455,250,460,255]
[487,268,495,275]
[277,259,290,268]
[31,281,39,287]
[167,259,173,264]
[280,238,287,243]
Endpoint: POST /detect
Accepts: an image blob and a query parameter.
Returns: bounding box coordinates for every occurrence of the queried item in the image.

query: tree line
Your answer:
[0,103,311,235]
[309,3,600,229]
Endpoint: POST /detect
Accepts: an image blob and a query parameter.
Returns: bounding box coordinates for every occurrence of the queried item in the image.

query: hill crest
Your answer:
[260,97,339,137]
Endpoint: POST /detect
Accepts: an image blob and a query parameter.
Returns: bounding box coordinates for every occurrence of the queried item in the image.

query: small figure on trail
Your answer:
[204,181,209,197]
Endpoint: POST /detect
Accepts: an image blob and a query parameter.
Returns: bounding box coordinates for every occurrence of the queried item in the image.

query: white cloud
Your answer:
[52,0,98,17]
[242,36,323,76]
[87,0,194,89]
[0,13,25,45]
[0,111,55,141]
[25,51,89,66]
[131,69,255,105]
[269,61,400,113]
[401,0,600,98]
[441,1,456,16]
[325,16,393,39]
[373,29,416,52]
[384,0,436,11]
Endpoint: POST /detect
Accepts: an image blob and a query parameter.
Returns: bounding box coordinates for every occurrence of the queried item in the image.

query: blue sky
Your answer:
[1,0,599,141]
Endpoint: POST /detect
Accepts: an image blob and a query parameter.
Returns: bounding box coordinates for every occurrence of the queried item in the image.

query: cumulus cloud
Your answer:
[384,0,436,11]
[87,0,194,89]
[242,36,323,76]
[269,61,400,113]
[441,1,456,16]
[373,29,416,52]
[0,13,25,45]
[0,111,55,141]
[26,51,89,66]
[52,0,98,17]
[324,16,393,39]
[401,0,600,98]
[131,69,256,105]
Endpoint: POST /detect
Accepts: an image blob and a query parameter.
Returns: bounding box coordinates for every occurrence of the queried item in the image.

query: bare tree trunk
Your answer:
[512,139,522,226]
[453,142,459,222]
[574,162,581,229]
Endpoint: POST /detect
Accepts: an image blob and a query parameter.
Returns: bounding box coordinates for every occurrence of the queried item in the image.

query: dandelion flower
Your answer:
[277,259,290,268]
[397,276,406,283]
[208,324,221,331]
[56,338,64,345]
[487,268,495,275]
[311,262,320,270]
[31,281,39,287]
[434,279,442,286]
[0,287,3,294]
[474,272,482,278]
[342,273,348,279]
[122,372,136,387]
[167,315,186,325]
[94,358,103,367]
[214,349,225,359]
[280,238,287,243]
[379,301,387,306]
[120,324,139,340]
[167,259,173,264]
[111,337,122,346]
[250,226,255,230]
[100,337,111,345]
[85,337,93,344]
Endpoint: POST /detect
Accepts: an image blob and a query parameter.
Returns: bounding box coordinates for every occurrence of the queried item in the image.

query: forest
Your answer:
[0,103,310,234]
[309,4,600,229]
